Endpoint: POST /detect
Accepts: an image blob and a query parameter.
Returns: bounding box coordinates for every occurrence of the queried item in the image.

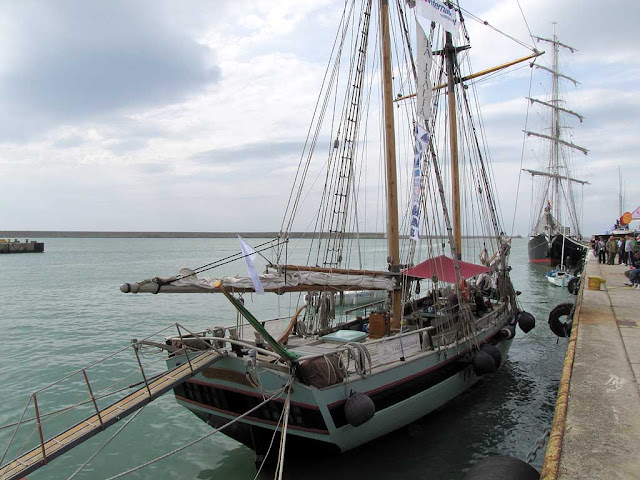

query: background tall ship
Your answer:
[524,28,588,268]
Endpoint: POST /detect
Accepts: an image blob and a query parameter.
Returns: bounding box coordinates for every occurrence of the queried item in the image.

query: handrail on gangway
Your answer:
[0,346,222,480]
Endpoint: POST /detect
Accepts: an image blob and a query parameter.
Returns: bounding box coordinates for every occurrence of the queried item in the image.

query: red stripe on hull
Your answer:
[530,258,551,264]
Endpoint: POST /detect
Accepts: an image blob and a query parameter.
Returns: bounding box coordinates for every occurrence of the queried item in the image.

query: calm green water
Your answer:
[0,237,572,479]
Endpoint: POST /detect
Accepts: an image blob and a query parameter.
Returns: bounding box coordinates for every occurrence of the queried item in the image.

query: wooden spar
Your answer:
[445,32,462,259]
[379,0,403,330]
[277,264,391,276]
[395,51,543,101]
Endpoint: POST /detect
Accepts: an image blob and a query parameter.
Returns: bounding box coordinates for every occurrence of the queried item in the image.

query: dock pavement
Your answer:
[542,254,640,479]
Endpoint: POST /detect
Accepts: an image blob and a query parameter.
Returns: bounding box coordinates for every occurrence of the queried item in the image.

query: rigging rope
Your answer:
[105,376,294,479]
[457,5,537,52]
[511,65,536,236]
[67,405,147,480]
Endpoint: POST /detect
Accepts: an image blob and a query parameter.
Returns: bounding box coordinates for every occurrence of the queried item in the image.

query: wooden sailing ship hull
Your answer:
[528,234,550,264]
[550,234,587,269]
[169,311,513,454]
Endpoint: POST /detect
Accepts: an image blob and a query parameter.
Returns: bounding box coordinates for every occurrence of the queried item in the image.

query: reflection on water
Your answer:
[0,238,573,479]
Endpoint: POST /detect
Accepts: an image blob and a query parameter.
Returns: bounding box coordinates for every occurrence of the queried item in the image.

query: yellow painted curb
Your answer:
[540,265,586,479]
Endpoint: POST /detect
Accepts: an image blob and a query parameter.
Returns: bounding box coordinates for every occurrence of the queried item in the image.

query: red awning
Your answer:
[402,255,492,283]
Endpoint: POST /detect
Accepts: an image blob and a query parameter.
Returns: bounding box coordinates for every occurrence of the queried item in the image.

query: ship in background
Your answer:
[524,28,588,269]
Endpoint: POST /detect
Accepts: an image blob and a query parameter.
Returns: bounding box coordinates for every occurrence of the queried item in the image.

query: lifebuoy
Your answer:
[548,302,574,338]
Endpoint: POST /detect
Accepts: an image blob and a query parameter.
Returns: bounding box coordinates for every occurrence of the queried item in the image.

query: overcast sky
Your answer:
[0,0,637,236]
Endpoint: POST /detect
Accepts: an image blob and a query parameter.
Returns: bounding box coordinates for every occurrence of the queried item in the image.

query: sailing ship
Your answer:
[0,1,540,478]
[524,28,588,269]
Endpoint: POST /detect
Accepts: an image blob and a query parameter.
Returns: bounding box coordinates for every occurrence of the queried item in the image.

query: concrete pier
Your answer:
[0,239,44,253]
[542,256,640,479]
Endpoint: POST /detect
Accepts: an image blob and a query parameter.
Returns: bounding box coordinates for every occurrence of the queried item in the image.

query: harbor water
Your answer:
[0,237,572,479]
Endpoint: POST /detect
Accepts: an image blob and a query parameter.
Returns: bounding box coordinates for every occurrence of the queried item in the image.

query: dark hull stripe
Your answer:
[187,378,321,410]
[175,395,331,435]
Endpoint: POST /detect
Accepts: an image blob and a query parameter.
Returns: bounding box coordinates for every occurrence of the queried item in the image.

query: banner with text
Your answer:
[410,124,431,241]
[416,0,460,39]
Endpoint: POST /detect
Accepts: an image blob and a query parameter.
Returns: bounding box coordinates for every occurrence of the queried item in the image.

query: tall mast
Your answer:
[550,25,560,226]
[445,32,462,259]
[524,28,587,239]
[379,0,402,329]
[619,166,623,218]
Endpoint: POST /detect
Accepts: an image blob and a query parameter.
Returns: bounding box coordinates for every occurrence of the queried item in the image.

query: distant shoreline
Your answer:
[0,230,523,239]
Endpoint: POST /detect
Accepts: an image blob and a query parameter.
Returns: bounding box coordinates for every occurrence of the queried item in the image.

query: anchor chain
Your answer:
[526,428,551,464]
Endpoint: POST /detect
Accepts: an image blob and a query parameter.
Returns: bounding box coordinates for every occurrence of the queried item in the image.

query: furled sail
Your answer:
[121,267,395,295]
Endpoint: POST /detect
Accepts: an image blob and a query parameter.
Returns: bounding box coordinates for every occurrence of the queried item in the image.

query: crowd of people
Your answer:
[593,235,640,289]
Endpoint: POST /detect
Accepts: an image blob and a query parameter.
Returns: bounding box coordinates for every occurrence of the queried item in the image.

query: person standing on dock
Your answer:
[618,238,625,265]
[625,235,634,265]
[598,237,606,264]
[606,236,618,265]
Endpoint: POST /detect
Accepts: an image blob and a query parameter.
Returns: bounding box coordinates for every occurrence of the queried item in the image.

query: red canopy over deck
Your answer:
[402,255,491,283]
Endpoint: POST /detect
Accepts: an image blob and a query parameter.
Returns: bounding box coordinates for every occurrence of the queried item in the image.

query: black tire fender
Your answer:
[549,302,574,338]
[567,276,580,295]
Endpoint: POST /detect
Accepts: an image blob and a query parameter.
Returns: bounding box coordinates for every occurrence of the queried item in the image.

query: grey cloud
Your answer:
[107,137,149,154]
[135,162,170,174]
[0,0,220,140]
[52,135,86,149]
[190,141,302,165]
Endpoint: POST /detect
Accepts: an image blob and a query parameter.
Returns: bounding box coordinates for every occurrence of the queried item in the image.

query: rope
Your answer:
[252,392,289,480]
[343,342,372,377]
[510,66,536,237]
[104,376,293,479]
[170,239,285,282]
[67,405,147,480]
[274,385,292,480]
[458,6,536,51]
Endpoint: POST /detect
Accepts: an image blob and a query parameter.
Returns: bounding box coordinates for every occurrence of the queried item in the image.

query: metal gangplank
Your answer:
[0,349,221,480]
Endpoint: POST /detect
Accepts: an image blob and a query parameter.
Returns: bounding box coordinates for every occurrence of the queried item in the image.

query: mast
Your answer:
[525,27,588,241]
[379,0,402,329]
[445,32,462,259]
[619,166,623,218]
[550,25,560,226]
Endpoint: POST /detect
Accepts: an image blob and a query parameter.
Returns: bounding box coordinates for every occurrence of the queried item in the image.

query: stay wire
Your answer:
[510,66,536,237]
[458,6,536,52]
[173,238,283,281]
[104,377,293,479]
[67,405,147,480]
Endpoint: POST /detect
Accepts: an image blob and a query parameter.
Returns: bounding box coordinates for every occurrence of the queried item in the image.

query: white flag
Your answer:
[238,236,265,294]
[416,0,460,39]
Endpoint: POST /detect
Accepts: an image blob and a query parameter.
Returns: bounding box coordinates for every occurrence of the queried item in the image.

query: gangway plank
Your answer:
[0,349,222,480]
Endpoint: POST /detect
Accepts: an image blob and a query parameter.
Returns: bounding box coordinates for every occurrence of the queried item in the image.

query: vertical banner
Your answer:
[410,124,431,241]
[238,235,265,294]
[416,16,433,122]
[415,0,460,39]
